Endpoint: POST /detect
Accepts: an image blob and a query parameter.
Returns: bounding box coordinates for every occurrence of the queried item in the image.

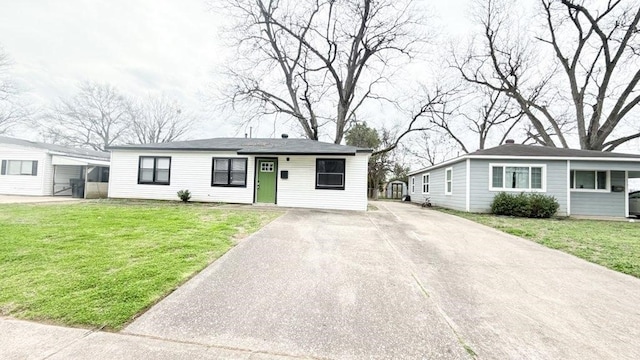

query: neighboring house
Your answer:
[408,141,640,217]
[0,136,111,198]
[107,137,372,211]
[385,180,407,199]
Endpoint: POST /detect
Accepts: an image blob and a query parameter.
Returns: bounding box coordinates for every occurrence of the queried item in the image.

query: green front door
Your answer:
[256,159,277,203]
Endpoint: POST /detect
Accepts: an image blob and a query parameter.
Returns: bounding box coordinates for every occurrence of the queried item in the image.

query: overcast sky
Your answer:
[0,0,479,140]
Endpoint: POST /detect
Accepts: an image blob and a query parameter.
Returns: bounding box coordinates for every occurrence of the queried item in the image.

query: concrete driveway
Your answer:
[124,201,640,359]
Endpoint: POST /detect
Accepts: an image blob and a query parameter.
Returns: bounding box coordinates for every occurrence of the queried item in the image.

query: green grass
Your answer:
[440,209,640,278]
[0,201,281,330]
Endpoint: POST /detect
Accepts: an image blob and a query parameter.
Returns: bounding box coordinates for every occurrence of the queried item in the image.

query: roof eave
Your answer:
[467,154,640,161]
[107,146,243,152]
[237,151,357,156]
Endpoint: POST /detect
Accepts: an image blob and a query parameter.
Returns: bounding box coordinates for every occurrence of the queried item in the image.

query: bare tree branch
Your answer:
[220,0,422,144]
[129,94,195,144]
[41,82,136,151]
[453,0,640,150]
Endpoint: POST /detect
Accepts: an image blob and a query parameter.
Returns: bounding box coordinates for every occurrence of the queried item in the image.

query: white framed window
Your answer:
[489,163,546,192]
[570,170,609,192]
[260,161,275,172]
[411,176,415,194]
[445,167,453,195]
[422,173,430,194]
[1,160,38,176]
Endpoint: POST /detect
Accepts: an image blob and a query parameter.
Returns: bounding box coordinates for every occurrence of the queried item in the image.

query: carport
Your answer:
[52,155,110,199]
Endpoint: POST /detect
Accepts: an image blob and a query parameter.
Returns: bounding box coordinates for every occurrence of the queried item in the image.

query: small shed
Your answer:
[385,180,407,199]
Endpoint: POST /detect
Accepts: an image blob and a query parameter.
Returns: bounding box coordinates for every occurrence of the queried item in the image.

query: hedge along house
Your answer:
[107,137,372,211]
[0,136,110,198]
[408,142,640,217]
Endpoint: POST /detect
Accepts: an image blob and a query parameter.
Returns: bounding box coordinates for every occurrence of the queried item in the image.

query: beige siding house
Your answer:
[107,137,371,211]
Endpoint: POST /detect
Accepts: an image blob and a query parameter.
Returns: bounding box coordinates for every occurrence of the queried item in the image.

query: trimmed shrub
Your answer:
[177,189,192,202]
[490,192,559,218]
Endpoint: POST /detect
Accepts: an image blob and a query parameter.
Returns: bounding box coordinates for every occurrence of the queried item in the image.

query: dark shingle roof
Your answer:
[107,138,372,155]
[409,143,640,175]
[469,144,640,159]
[0,136,110,160]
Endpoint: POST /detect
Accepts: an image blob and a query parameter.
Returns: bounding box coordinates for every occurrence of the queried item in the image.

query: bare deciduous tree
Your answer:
[0,47,29,134]
[221,0,422,144]
[428,86,524,153]
[42,82,135,151]
[405,132,460,168]
[131,95,194,144]
[454,0,640,151]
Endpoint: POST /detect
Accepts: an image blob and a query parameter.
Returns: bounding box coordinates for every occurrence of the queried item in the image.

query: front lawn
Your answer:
[0,201,281,329]
[441,210,640,278]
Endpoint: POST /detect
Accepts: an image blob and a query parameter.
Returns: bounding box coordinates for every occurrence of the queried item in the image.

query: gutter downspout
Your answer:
[566,160,571,216]
[465,159,471,212]
[625,171,629,218]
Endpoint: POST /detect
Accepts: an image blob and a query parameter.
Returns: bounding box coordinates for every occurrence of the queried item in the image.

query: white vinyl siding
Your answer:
[489,163,547,192]
[277,154,368,211]
[109,150,369,211]
[0,144,49,196]
[110,151,254,204]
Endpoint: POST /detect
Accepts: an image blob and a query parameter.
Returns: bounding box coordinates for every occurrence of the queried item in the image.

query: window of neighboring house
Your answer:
[445,168,453,195]
[316,159,345,190]
[490,164,545,191]
[212,158,247,187]
[570,170,608,191]
[411,176,415,194]
[1,160,38,176]
[422,173,430,194]
[138,156,171,185]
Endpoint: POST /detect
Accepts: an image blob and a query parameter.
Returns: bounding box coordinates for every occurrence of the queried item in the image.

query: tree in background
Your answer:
[41,83,194,150]
[454,0,640,151]
[426,85,524,153]
[222,0,422,144]
[42,82,136,151]
[130,94,194,144]
[0,47,30,134]
[346,122,409,199]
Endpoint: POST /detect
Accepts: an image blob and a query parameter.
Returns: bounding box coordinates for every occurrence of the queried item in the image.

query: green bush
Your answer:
[490,192,559,218]
[177,189,192,202]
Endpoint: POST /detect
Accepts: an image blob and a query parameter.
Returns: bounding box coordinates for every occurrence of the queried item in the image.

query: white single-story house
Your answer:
[0,136,111,198]
[107,137,372,211]
[408,142,640,217]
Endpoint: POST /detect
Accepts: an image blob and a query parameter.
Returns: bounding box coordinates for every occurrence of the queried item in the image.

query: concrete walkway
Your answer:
[3,201,640,359]
[0,195,81,204]
[0,318,293,359]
